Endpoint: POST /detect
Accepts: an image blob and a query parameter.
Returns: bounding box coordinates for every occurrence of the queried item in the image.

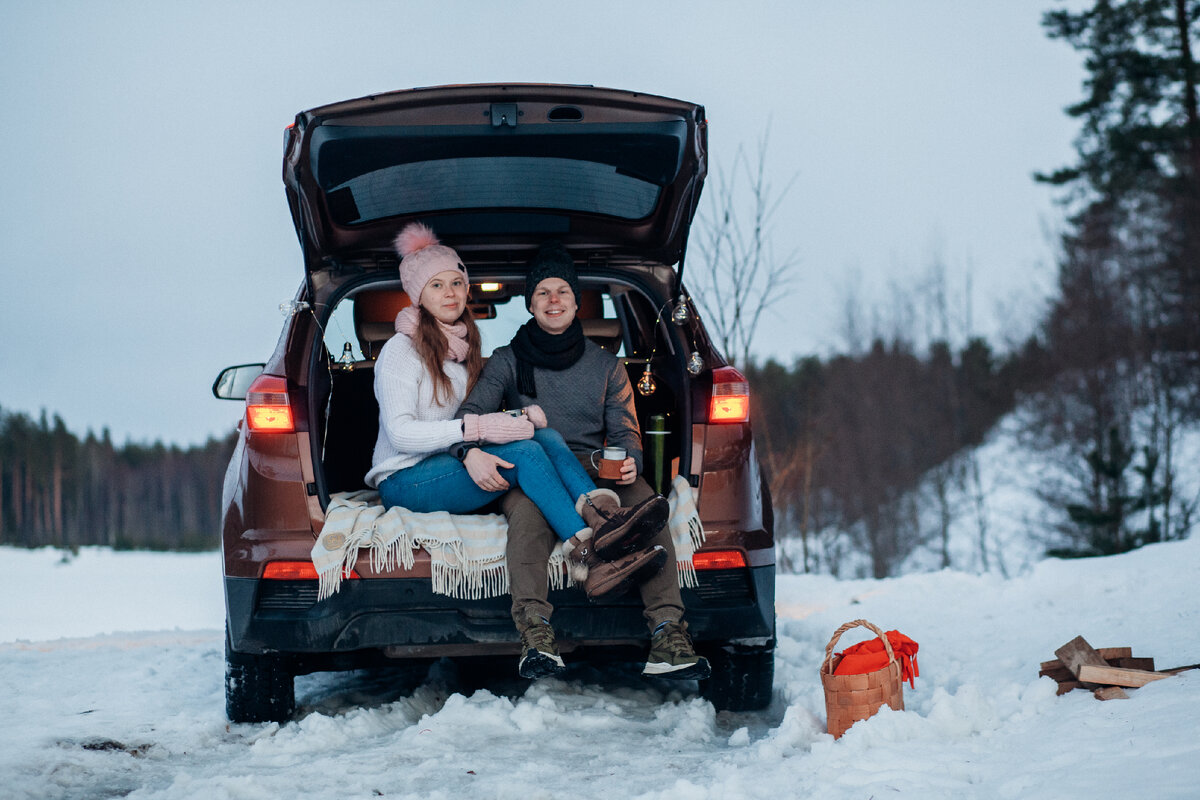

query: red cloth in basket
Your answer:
[832,630,919,688]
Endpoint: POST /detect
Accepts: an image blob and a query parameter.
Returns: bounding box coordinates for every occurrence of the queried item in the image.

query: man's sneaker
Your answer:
[517,619,566,679]
[643,620,711,680]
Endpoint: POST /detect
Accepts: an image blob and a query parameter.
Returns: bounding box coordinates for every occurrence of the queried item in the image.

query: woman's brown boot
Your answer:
[563,530,667,600]
[576,489,669,559]
[581,545,667,600]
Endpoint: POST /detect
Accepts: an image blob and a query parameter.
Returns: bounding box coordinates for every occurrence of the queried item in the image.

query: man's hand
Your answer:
[616,456,637,486]
[463,449,514,492]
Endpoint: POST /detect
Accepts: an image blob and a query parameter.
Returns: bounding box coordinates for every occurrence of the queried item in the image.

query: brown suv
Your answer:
[213,84,775,723]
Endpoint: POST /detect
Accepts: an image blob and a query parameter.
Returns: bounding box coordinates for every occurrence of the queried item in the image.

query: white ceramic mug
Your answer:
[590,446,626,480]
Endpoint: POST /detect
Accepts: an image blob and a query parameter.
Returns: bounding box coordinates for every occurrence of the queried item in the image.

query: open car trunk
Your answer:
[309,270,698,505]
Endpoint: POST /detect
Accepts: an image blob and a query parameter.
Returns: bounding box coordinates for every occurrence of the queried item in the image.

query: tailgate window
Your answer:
[311,124,685,226]
[330,157,659,223]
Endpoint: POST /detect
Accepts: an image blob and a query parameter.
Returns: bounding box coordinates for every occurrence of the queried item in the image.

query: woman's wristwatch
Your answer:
[449,441,481,462]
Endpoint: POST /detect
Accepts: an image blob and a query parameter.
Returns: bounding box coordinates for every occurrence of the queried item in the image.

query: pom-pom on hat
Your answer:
[394,222,468,303]
[523,240,580,310]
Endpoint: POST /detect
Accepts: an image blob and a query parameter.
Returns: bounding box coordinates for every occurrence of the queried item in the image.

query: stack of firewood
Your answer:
[1040,635,1197,700]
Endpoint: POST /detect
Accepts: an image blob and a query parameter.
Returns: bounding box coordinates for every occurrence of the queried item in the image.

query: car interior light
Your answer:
[479,282,502,292]
[692,550,747,570]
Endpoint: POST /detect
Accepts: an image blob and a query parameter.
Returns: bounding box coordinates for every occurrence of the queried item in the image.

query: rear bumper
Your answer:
[225,565,774,665]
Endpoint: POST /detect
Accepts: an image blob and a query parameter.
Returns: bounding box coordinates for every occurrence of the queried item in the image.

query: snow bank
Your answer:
[1,541,1197,799]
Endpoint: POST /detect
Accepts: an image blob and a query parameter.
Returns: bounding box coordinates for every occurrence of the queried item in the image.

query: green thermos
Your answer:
[646,414,668,494]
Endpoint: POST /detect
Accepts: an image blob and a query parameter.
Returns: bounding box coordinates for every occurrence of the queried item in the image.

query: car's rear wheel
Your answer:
[699,646,774,712]
[225,627,295,723]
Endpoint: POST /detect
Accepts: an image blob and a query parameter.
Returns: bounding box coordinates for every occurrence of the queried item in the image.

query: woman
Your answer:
[364,223,666,586]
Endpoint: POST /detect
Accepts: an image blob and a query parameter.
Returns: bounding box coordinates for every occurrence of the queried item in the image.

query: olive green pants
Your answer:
[502,456,684,633]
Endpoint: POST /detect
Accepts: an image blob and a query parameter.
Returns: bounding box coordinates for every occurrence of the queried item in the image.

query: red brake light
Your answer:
[263,561,360,580]
[709,366,750,424]
[692,550,748,570]
[245,374,294,432]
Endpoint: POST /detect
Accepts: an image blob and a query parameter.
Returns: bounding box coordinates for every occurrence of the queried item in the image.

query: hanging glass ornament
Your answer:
[671,294,691,325]
[636,363,657,396]
[687,351,705,375]
[338,342,356,370]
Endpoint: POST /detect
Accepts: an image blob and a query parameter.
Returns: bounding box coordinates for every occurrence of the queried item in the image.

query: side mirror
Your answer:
[212,363,265,400]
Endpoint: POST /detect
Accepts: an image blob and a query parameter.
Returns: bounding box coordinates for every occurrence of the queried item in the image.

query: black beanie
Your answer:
[524,241,580,309]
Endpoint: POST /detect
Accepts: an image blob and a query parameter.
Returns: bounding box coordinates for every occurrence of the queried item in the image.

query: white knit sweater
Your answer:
[364,333,467,488]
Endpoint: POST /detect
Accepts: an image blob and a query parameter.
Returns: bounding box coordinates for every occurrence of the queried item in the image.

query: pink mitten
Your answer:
[524,405,548,429]
[462,412,534,444]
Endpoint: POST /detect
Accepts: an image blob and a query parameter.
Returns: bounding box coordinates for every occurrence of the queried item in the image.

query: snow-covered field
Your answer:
[3,541,1198,800]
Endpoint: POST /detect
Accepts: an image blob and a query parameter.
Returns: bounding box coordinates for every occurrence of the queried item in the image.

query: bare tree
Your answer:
[691,128,801,367]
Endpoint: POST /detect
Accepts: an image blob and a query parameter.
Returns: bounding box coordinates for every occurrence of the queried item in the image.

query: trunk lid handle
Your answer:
[490,103,519,128]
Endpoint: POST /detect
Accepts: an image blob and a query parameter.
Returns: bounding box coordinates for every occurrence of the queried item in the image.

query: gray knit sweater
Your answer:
[458,341,644,473]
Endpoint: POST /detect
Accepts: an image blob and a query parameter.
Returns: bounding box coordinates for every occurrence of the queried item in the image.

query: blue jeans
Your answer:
[377,428,596,542]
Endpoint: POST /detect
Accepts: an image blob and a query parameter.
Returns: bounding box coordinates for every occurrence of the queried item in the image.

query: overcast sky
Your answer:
[0,0,1085,446]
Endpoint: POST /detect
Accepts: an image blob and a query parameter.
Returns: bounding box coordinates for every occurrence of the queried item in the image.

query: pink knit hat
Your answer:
[394,222,468,302]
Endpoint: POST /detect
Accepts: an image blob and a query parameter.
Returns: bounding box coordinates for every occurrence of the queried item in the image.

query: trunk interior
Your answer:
[307,273,696,507]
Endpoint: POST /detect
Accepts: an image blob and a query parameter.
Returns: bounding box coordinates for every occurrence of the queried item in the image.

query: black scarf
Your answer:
[510,318,586,398]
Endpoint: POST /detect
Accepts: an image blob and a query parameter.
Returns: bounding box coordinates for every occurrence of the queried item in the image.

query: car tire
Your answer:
[225,626,295,724]
[699,646,774,712]
[453,655,509,693]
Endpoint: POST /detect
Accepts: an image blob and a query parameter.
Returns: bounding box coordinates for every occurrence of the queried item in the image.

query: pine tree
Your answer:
[1034,1,1199,553]
[1040,0,1200,377]
[1057,427,1170,556]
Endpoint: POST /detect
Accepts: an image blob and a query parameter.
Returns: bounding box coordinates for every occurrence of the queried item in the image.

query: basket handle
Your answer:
[822,619,897,672]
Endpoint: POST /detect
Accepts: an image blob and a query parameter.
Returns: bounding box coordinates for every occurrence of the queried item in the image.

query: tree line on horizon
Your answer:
[0,409,234,552]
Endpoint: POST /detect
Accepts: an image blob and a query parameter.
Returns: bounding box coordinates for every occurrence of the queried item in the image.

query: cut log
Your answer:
[1159,663,1200,675]
[1077,664,1170,688]
[1039,666,1075,682]
[1093,686,1130,701]
[1109,657,1155,672]
[1054,636,1110,688]
[1039,647,1134,672]
[1056,681,1085,696]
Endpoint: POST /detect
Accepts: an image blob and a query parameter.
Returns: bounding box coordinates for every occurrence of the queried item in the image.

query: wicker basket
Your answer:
[820,619,905,738]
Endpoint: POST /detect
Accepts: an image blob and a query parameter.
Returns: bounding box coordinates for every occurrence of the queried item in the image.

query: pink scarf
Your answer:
[394,306,470,363]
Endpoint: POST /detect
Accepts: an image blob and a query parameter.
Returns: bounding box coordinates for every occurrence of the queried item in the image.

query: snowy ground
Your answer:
[3,541,1199,800]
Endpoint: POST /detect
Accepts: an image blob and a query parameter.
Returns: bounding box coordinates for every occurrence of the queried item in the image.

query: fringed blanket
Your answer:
[312,474,706,601]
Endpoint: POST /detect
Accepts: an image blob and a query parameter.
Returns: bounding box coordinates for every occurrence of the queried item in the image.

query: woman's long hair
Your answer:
[413,304,483,406]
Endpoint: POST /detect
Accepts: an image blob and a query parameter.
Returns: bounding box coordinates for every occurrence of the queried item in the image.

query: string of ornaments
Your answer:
[637,292,705,397]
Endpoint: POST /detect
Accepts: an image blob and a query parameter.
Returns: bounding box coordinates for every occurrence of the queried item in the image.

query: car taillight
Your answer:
[245,374,294,432]
[709,366,750,423]
[263,561,360,580]
[692,550,748,570]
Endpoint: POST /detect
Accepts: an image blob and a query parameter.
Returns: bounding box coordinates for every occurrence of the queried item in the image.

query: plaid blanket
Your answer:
[312,475,706,601]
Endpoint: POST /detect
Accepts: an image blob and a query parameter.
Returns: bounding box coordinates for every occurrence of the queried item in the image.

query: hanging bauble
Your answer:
[671,295,691,325]
[636,363,657,396]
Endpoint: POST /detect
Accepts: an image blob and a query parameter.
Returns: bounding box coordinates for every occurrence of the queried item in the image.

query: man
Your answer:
[457,241,710,682]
